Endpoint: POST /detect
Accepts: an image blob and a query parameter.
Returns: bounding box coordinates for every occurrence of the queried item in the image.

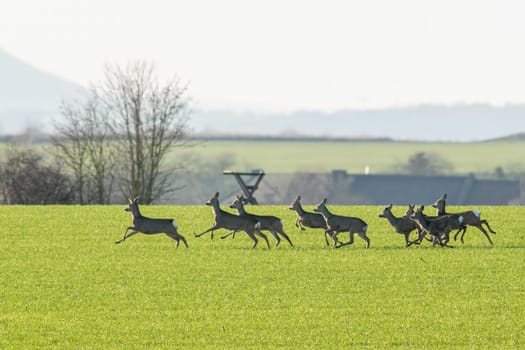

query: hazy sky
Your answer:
[1,0,525,112]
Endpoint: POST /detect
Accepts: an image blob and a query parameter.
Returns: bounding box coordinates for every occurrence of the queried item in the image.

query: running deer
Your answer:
[313,198,370,248]
[379,204,421,247]
[224,195,294,247]
[432,193,496,244]
[195,192,270,249]
[288,195,327,231]
[409,205,463,247]
[115,197,188,247]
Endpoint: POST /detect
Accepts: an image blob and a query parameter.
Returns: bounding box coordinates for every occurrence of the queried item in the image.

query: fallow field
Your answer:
[178,140,525,175]
[1,204,524,349]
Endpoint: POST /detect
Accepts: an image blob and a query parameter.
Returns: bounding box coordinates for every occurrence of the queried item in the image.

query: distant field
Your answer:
[1,204,524,349]
[178,140,525,175]
[1,139,523,176]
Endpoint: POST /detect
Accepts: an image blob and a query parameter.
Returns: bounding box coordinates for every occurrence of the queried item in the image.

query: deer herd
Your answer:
[115,193,496,249]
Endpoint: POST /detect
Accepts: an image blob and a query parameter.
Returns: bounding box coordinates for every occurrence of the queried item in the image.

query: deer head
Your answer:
[379,203,393,218]
[229,194,244,209]
[432,194,447,209]
[289,196,302,210]
[206,192,220,206]
[313,198,328,213]
[125,196,141,216]
[403,204,416,219]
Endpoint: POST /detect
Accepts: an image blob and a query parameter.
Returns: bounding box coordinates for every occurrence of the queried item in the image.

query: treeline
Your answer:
[0,61,190,205]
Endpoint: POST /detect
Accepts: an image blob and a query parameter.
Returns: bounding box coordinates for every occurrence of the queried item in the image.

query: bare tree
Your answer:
[53,98,89,203]
[53,60,190,204]
[101,61,190,204]
[80,92,116,204]
[53,90,115,204]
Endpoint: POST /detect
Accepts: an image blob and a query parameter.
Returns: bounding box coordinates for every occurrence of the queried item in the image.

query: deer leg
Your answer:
[220,230,237,239]
[115,227,137,244]
[441,231,450,246]
[458,226,468,244]
[472,224,494,245]
[408,229,422,246]
[357,229,370,249]
[242,230,258,249]
[180,235,189,248]
[195,226,217,238]
[166,231,189,248]
[254,230,270,249]
[481,220,496,234]
[115,231,138,244]
[267,230,281,246]
[454,226,466,242]
[335,232,355,249]
[442,230,455,248]
[278,229,294,247]
[331,231,343,247]
[410,230,425,245]
[404,233,411,247]
[433,233,445,248]
[323,230,331,246]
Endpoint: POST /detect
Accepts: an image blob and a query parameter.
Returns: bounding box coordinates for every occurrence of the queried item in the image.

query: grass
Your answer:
[1,204,524,349]
[178,140,525,174]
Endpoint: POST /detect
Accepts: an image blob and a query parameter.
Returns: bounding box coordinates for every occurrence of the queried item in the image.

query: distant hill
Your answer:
[1,48,525,141]
[487,132,525,142]
[0,48,83,134]
[191,105,525,141]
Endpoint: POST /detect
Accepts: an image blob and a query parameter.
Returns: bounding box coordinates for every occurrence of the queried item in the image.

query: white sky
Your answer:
[1,0,525,112]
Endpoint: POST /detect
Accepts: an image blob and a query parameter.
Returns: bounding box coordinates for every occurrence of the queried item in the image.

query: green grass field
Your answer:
[1,205,524,349]
[179,140,525,175]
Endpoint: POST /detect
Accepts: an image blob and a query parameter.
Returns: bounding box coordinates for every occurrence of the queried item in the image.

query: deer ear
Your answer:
[388,203,393,209]
[443,193,447,199]
[322,198,327,204]
[214,192,219,198]
[297,195,301,200]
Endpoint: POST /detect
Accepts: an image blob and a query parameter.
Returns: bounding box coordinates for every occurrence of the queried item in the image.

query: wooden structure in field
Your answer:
[223,169,265,205]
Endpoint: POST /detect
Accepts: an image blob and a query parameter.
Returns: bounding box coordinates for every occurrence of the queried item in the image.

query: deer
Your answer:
[379,204,421,247]
[313,198,370,248]
[223,195,294,247]
[194,192,270,249]
[432,193,496,244]
[115,197,188,248]
[408,205,464,247]
[288,195,328,238]
[289,195,330,245]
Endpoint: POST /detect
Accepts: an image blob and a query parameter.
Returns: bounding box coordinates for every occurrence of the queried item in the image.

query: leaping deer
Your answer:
[432,193,496,244]
[195,192,270,249]
[408,205,463,247]
[313,198,370,248]
[288,195,327,231]
[224,195,294,247]
[115,197,188,247]
[289,195,330,245]
[379,204,421,247]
